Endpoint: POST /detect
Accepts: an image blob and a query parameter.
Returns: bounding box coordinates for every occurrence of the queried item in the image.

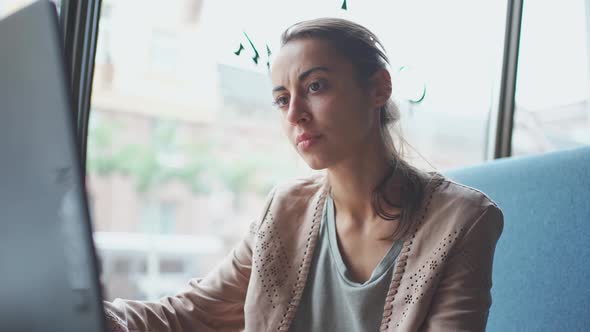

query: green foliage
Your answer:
[86,117,292,197]
[87,118,207,193]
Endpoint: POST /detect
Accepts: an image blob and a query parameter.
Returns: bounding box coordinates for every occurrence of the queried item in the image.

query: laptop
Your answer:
[0,1,107,331]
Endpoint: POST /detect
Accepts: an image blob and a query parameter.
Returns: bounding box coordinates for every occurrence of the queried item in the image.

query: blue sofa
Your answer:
[445,146,590,331]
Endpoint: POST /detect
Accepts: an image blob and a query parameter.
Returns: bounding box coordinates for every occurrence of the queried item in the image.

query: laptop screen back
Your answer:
[0,1,106,331]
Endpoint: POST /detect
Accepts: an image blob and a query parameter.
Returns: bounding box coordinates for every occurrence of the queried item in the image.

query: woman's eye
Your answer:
[275,96,289,108]
[308,81,321,92]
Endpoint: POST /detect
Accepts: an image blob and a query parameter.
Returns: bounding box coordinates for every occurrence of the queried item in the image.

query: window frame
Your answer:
[60,0,102,173]
[494,0,524,158]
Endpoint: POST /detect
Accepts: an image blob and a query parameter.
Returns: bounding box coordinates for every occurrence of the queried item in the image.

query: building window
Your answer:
[140,200,177,234]
[149,29,179,74]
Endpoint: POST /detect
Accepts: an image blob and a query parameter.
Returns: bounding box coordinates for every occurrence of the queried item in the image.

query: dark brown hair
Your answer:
[281,18,426,240]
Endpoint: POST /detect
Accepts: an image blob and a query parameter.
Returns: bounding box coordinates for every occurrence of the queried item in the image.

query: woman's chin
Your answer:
[301,156,330,171]
[307,163,326,171]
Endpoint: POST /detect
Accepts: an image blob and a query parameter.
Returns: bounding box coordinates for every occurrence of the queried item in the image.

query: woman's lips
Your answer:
[297,135,321,150]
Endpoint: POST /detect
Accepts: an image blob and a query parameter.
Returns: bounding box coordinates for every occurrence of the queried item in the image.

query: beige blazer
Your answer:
[105,172,503,331]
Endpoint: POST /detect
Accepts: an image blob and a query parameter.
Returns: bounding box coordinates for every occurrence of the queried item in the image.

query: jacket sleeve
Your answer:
[103,189,275,332]
[420,205,504,332]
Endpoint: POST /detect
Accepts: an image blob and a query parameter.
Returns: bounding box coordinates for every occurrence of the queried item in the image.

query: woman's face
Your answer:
[271,38,386,170]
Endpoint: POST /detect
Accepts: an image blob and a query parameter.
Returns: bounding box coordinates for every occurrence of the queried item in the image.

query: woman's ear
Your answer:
[370,69,393,109]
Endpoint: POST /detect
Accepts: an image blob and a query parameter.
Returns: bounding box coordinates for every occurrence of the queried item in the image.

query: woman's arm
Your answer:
[103,190,275,332]
[420,205,504,332]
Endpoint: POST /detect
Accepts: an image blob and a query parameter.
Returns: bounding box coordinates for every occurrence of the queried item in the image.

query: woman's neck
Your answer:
[327,142,392,226]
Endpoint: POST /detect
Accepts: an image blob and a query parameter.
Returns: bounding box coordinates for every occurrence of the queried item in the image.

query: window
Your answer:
[140,201,177,234]
[94,2,113,89]
[149,29,179,75]
[513,0,590,155]
[87,0,509,300]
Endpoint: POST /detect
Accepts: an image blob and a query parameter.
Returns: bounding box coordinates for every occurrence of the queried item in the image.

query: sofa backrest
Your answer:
[445,146,590,331]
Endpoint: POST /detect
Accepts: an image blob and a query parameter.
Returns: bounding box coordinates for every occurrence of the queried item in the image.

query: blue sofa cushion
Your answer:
[445,147,590,332]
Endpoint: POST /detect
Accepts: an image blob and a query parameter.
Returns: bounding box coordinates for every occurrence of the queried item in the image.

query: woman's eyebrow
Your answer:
[272,66,331,93]
[298,66,330,81]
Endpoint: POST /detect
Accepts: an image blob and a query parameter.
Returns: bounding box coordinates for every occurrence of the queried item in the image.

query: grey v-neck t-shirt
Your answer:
[289,196,404,332]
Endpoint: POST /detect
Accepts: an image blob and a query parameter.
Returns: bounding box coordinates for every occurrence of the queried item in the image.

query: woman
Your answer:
[106,18,503,332]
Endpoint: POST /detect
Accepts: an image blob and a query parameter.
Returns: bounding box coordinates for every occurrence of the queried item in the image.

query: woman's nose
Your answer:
[286,94,310,125]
